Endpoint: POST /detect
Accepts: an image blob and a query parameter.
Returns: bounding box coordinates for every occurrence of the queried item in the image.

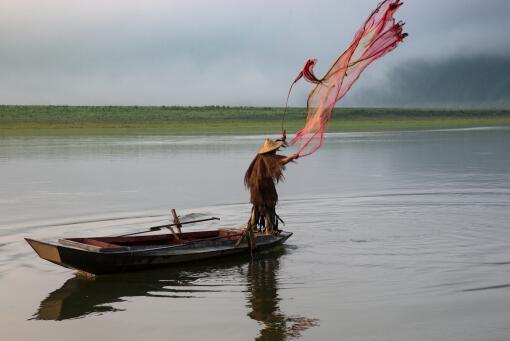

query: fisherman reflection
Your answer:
[245,254,319,340]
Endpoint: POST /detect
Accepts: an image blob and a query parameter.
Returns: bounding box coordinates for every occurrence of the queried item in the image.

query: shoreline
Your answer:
[1,106,510,135]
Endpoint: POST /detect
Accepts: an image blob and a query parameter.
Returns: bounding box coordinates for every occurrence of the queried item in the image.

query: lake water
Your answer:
[1,127,509,340]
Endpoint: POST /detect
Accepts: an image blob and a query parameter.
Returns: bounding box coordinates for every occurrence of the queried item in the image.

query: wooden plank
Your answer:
[81,238,124,249]
[25,238,62,263]
[171,209,183,234]
[103,230,219,244]
[59,239,129,252]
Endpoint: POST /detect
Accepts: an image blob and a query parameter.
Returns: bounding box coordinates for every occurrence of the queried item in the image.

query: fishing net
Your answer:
[289,0,407,156]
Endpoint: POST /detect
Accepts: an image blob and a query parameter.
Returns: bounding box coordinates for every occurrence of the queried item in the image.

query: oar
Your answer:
[117,217,220,237]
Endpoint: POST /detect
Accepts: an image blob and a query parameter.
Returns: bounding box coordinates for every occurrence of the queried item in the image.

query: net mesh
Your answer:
[289,0,407,156]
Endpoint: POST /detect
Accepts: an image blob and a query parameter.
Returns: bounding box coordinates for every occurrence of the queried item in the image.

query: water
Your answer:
[1,127,510,340]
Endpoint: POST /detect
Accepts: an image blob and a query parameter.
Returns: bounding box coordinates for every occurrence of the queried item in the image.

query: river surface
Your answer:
[1,127,510,340]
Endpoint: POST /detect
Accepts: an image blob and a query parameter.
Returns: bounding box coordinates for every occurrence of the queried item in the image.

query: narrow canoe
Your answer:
[25,228,292,275]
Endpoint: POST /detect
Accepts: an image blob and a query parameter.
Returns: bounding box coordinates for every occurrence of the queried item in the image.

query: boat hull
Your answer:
[26,231,292,275]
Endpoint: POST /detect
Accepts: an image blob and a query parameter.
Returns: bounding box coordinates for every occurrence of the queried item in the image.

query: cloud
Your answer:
[1,0,509,105]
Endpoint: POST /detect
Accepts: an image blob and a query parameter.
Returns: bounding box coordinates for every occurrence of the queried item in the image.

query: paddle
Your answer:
[117,217,220,237]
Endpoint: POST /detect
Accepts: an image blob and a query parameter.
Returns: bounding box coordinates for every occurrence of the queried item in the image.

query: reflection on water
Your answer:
[246,254,319,340]
[33,248,318,340]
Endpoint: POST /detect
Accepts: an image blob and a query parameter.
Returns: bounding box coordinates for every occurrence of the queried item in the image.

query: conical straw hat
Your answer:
[258,138,285,154]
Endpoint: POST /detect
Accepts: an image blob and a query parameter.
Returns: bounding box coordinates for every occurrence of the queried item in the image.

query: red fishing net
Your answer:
[289,0,407,156]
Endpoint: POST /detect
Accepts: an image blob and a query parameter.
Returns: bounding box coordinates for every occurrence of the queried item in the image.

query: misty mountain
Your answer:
[348,55,510,107]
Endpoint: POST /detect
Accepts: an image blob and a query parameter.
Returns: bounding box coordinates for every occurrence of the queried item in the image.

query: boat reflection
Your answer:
[33,248,318,339]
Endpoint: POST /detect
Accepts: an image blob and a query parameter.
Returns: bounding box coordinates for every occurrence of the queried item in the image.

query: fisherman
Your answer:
[244,131,299,236]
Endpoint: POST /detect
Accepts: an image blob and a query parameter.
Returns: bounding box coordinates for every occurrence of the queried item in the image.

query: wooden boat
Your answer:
[25,228,292,275]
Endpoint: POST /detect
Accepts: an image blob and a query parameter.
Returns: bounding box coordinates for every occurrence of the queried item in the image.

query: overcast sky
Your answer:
[1,0,509,106]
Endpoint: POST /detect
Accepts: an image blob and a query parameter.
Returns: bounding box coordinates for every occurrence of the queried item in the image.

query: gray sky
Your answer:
[1,0,509,106]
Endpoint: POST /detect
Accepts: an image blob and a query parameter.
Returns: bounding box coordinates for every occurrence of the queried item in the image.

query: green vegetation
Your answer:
[1,105,509,135]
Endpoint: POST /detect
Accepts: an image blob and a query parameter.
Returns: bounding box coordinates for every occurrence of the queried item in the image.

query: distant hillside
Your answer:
[348,55,510,107]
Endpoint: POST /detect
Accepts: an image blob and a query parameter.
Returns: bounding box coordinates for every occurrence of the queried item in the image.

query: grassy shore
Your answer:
[1,105,509,135]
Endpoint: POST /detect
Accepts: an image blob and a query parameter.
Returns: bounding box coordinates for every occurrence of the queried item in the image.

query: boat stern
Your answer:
[279,231,293,243]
